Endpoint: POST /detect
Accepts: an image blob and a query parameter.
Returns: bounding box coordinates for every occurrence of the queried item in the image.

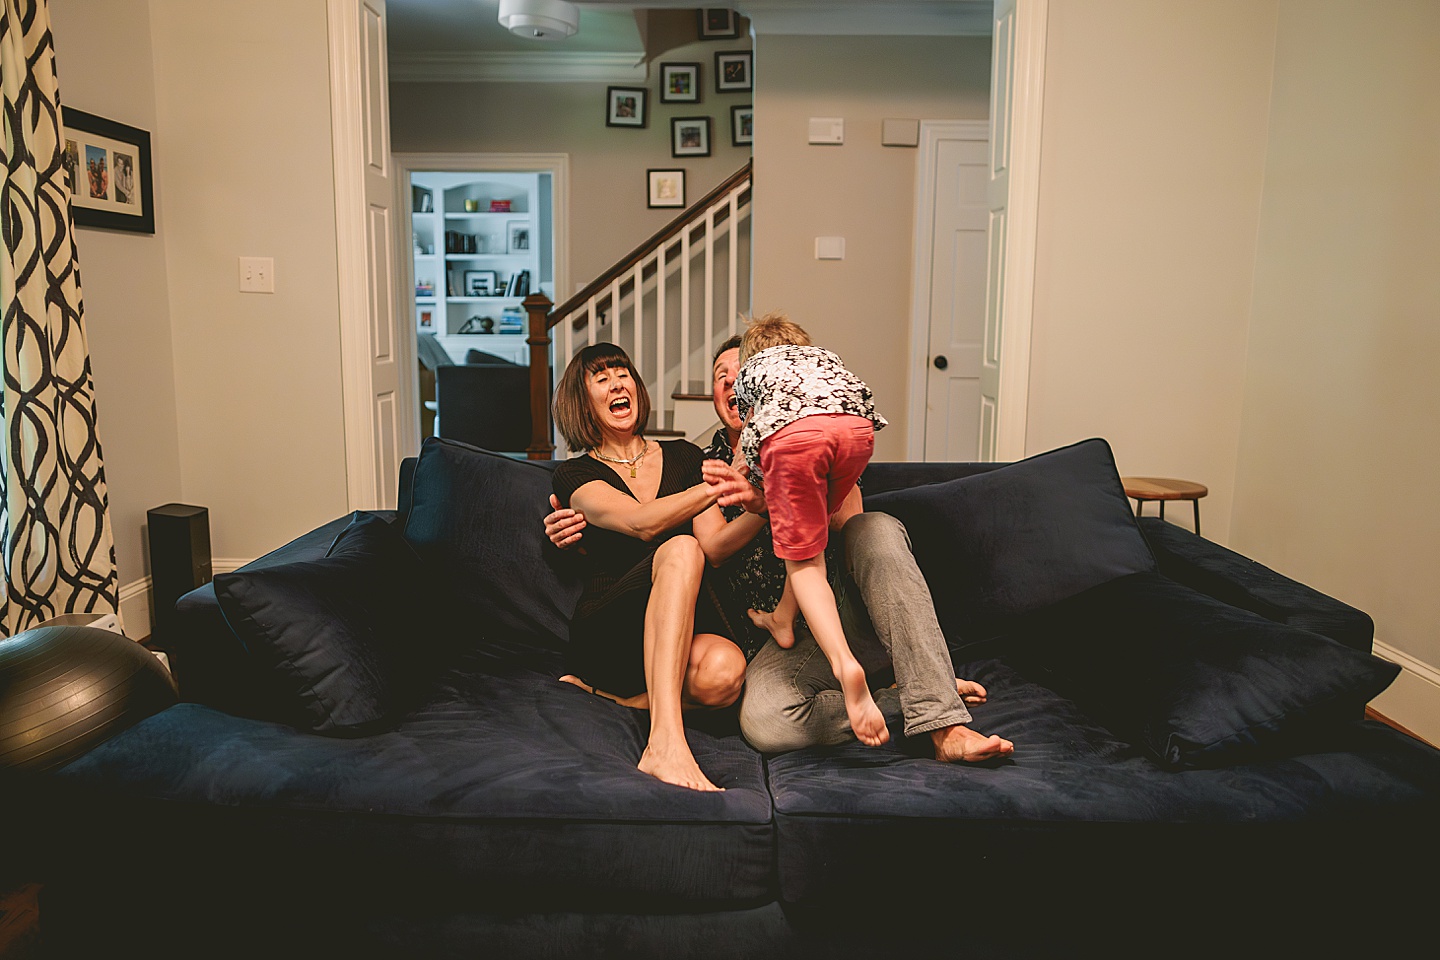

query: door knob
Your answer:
[933,355,948,370]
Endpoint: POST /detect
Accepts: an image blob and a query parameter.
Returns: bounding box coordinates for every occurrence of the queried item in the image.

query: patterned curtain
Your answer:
[0,0,118,637]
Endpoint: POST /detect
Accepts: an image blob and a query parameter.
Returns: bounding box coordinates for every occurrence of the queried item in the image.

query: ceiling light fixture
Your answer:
[497,0,580,41]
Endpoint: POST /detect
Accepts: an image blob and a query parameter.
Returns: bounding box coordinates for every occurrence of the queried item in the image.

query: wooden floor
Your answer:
[0,709,1429,957]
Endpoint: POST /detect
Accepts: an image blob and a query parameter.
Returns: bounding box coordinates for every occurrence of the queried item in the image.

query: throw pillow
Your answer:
[865,438,1156,643]
[213,511,426,734]
[401,437,582,651]
[1010,572,1402,768]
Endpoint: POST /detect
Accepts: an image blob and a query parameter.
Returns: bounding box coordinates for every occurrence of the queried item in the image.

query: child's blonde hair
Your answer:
[739,311,811,365]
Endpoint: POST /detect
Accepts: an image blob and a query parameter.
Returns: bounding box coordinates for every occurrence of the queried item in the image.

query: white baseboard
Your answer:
[118,557,252,642]
[1371,638,1440,747]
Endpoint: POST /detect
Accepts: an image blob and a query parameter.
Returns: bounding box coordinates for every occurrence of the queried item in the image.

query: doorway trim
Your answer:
[390,151,570,449]
[906,119,991,460]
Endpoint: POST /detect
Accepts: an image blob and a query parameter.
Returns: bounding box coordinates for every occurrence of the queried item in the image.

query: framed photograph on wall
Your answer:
[647,169,686,209]
[660,62,701,104]
[715,50,752,93]
[671,117,712,158]
[61,108,155,234]
[605,86,648,128]
[698,9,741,40]
[730,104,753,146]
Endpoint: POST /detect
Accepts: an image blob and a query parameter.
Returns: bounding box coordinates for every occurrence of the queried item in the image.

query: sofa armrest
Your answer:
[1138,517,1374,653]
[164,512,394,715]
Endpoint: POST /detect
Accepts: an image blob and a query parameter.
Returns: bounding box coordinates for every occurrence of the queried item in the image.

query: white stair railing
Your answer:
[524,162,752,458]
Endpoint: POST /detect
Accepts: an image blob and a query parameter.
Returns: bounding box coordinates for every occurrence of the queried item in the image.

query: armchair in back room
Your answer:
[434,356,533,454]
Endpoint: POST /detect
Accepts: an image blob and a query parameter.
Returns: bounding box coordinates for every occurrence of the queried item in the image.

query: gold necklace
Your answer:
[593,441,649,478]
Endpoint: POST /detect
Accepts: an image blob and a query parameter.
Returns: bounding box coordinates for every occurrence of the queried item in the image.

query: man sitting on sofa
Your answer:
[545,337,1012,763]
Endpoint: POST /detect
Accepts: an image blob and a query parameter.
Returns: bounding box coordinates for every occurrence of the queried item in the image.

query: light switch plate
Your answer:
[239,257,274,294]
[807,117,844,145]
[815,237,845,260]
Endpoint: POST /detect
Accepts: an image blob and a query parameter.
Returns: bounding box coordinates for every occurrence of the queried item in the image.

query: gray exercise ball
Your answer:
[0,624,179,773]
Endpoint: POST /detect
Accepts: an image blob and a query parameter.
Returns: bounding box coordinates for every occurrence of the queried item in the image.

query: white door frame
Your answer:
[905,119,991,460]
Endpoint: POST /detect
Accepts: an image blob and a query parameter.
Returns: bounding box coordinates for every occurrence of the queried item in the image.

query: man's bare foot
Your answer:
[748,607,796,649]
[638,741,724,792]
[956,678,988,705]
[559,675,649,710]
[837,660,889,747]
[930,724,1013,763]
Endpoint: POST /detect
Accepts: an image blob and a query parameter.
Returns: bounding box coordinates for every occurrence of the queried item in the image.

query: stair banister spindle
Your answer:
[631,262,644,417]
[704,208,715,370]
[680,228,691,392]
[728,190,740,337]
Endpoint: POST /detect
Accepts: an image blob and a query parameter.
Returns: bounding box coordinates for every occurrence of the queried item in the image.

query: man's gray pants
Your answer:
[738,511,972,753]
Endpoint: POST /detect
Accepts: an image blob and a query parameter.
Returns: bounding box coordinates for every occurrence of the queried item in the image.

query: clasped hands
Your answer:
[701,459,766,515]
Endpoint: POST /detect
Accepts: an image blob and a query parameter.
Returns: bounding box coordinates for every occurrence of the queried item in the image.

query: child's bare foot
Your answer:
[956,678,988,705]
[930,724,1013,763]
[748,607,796,649]
[638,741,724,792]
[837,660,889,747]
[559,675,649,709]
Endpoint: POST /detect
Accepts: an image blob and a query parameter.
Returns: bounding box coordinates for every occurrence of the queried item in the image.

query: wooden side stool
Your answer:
[1122,477,1208,536]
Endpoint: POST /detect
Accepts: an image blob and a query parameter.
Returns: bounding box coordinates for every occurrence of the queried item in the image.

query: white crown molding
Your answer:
[389,50,647,83]
[739,0,993,36]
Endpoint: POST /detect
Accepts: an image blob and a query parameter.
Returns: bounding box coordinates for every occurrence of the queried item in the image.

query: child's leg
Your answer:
[785,553,889,747]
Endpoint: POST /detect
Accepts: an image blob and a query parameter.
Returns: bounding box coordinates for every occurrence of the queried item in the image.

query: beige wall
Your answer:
[1027,0,1279,540]
[1231,1,1440,710]
[49,0,182,614]
[48,0,351,631]
[388,36,754,293]
[147,0,349,563]
[749,34,991,462]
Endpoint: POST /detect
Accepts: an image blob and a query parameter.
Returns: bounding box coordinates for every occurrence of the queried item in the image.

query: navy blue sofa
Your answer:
[30,437,1440,958]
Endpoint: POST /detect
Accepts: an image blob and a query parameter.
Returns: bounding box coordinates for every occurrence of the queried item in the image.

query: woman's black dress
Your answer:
[552,440,746,697]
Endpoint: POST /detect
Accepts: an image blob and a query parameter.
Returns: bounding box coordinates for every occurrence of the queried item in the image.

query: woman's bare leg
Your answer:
[785,555,889,747]
[638,536,723,791]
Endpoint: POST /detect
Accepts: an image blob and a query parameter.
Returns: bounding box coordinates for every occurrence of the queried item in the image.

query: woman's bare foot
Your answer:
[956,678,988,705]
[638,740,724,792]
[559,675,649,710]
[748,607,797,649]
[930,724,1013,763]
[837,660,889,747]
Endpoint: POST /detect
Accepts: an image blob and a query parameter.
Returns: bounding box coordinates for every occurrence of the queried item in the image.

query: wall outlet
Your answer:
[239,257,275,293]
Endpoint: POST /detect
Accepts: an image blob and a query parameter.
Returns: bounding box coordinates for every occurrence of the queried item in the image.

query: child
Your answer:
[715,313,890,747]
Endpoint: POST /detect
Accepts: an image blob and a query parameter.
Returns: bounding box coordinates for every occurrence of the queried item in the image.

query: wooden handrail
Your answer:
[547,160,752,328]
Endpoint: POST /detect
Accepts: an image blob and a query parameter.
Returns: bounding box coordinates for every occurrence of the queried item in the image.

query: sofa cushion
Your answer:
[402,438,580,651]
[212,511,426,734]
[865,438,1155,643]
[764,657,1437,909]
[1009,572,1402,768]
[52,645,775,909]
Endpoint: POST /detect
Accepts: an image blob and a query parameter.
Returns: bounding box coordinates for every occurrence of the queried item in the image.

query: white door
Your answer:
[330,0,409,510]
[915,123,991,461]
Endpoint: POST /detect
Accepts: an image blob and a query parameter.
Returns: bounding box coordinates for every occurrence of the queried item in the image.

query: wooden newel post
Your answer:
[524,292,555,460]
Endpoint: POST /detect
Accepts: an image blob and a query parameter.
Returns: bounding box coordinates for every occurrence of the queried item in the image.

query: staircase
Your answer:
[520,161,752,459]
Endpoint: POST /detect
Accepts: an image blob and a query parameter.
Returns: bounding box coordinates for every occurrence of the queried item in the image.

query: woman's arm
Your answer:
[571,478,719,543]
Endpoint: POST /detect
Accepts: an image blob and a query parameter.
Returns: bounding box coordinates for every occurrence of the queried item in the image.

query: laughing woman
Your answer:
[551,343,756,792]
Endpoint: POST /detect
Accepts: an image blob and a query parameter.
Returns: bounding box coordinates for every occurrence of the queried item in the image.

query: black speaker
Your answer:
[147,503,212,642]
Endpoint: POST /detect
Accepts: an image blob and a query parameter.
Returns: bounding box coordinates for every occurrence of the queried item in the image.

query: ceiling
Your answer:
[385,1,993,56]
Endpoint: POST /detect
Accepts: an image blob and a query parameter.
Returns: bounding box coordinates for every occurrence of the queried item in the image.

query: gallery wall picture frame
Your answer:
[671,117,712,158]
[61,108,155,234]
[698,9,741,40]
[660,62,702,104]
[605,86,648,128]
[647,169,686,209]
[715,50,752,93]
[464,269,499,297]
[506,220,531,254]
[731,104,754,146]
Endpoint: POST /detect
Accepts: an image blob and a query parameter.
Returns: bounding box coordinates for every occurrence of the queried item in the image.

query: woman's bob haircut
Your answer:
[553,342,652,451]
